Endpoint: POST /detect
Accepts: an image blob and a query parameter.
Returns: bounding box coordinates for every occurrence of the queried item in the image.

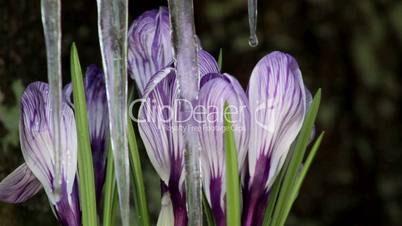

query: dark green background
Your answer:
[0,0,401,225]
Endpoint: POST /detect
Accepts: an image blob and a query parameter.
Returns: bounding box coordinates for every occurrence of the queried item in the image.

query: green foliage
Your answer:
[224,103,241,226]
[103,144,117,226]
[264,89,322,226]
[0,80,24,150]
[203,191,216,226]
[70,43,98,226]
[128,118,151,226]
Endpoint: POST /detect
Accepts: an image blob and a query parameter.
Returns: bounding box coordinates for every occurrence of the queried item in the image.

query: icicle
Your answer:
[40,0,62,200]
[248,0,259,47]
[168,0,203,225]
[96,1,130,226]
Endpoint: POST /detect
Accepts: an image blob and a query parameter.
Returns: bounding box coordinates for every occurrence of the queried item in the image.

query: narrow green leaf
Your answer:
[218,48,223,71]
[224,103,241,226]
[280,132,324,225]
[271,89,321,226]
[128,118,151,226]
[70,43,98,226]
[203,192,216,226]
[103,144,116,226]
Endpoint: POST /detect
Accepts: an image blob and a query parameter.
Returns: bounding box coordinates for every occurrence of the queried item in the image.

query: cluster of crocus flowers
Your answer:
[0,66,108,226]
[0,6,313,226]
[128,6,310,226]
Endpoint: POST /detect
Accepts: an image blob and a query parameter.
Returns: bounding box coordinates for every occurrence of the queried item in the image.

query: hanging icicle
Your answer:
[168,0,203,225]
[96,1,130,226]
[40,0,63,200]
[248,0,259,47]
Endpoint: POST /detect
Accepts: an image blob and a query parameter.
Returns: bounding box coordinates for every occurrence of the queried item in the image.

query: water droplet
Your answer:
[248,35,259,47]
[248,0,259,47]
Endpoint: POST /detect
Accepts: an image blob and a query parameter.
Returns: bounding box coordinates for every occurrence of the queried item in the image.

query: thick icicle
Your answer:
[96,1,130,226]
[168,0,203,225]
[40,0,63,200]
[248,0,259,47]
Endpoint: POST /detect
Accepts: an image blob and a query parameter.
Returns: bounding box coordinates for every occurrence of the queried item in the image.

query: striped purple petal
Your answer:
[0,163,42,203]
[198,50,219,76]
[198,74,249,226]
[83,65,108,203]
[137,67,187,226]
[128,7,171,95]
[18,82,80,226]
[53,179,81,226]
[243,51,307,226]
[128,7,217,96]
[20,82,78,204]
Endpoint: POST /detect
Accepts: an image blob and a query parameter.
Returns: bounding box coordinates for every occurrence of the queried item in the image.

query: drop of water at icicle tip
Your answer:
[248,35,259,47]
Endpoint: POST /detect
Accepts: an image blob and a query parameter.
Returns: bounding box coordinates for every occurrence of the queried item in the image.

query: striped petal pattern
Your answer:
[242,51,307,226]
[128,7,219,96]
[0,82,82,226]
[198,50,220,76]
[83,65,108,203]
[53,180,80,226]
[247,51,306,189]
[198,74,249,226]
[20,82,78,204]
[0,163,42,203]
[138,67,183,186]
[128,7,171,95]
[137,67,187,226]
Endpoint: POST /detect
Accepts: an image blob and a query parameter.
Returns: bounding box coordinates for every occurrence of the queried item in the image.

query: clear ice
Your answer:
[248,0,259,47]
[41,0,63,200]
[168,0,203,225]
[96,0,130,226]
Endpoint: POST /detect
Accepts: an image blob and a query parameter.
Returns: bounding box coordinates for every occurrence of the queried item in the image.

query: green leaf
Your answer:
[262,149,291,226]
[218,48,223,71]
[270,89,321,226]
[70,43,98,226]
[128,118,151,226]
[293,132,324,197]
[284,132,324,221]
[203,192,216,226]
[224,103,241,226]
[103,143,117,226]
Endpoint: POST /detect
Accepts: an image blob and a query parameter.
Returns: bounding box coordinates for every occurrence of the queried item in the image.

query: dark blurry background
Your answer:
[0,0,401,226]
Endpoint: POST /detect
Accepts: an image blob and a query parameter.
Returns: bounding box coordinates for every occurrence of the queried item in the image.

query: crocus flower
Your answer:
[0,82,80,226]
[197,73,250,226]
[0,65,109,226]
[128,7,219,226]
[128,6,171,95]
[242,51,309,226]
[138,67,187,226]
[187,51,309,226]
[128,6,219,95]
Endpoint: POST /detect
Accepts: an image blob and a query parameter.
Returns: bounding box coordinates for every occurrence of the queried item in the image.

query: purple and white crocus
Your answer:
[242,52,308,226]
[0,82,80,226]
[196,52,309,226]
[128,6,310,226]
[128,7,219,226]
[0,65,108,226]
[197,73,250,226]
